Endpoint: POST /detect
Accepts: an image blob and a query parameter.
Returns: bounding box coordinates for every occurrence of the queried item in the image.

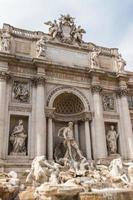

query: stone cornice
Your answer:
[2,23,119,57]
[52,111,92,122]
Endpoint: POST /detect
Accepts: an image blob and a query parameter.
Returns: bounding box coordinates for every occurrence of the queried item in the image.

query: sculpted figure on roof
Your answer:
[45,14,86,45]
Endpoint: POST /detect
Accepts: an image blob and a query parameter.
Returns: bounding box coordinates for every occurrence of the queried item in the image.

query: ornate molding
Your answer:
[82,111,92,121]
[47,86,90,110]
[53,111,92,122]
[45,107,55,118]
[91,85,102,94]
[31,75,46,86]
[8,105,32,112]
[116,88,128,97]
[0,71,11,80]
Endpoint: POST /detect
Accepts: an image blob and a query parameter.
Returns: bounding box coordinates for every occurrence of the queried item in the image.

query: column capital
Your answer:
[45,107,55,119]
[91,85,102,94]
[31,75,46,86]
[82,111,92,121]
[0,71,11,81]
[116,88,128,97]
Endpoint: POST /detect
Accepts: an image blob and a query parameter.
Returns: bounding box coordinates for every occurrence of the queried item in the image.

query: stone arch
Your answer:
[47,86,90,111]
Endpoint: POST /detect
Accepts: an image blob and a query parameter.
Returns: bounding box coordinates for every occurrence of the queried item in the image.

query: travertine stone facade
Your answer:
[0,15,133,172]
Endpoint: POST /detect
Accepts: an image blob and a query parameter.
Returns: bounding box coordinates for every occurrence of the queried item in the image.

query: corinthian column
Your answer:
[84,117,92,160]
[91,77,107,159]
[117,79,133,159]
[74,122,79,145]
[35,75,46,156]
[0,71,9,159]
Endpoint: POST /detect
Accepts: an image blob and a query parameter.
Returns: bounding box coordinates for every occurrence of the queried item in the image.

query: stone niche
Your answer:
[8,115,29,156]
[105,122,119,156]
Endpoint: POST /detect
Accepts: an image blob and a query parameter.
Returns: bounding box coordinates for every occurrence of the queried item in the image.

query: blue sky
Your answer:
[0,0,133,71]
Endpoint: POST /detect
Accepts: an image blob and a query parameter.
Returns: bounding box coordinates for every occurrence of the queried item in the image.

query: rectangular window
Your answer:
[128,96,133,109]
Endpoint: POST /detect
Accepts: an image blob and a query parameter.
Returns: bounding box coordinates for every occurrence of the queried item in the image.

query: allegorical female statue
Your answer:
[106,125,119,155]
[10,119,27,155]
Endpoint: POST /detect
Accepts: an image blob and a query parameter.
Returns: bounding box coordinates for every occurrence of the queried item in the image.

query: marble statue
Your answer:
[58,122,84,161]
[72,25,86,44]
[26,156,56,186]
[90,48,101,68]
[36,36,47,57]
[106,125,119,155]
[109,158,129,185]
[45,14,86,45]
[13,81,30,103]
[0,171,20,200]
[59,14,75,25]
[0,30,11,53]
[10,119,27,155]
[116,54,126,73]
[44,20,59,39]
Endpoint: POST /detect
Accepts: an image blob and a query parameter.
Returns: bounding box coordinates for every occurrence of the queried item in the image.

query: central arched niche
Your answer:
[53,92,84,114]
[52,92,87,158]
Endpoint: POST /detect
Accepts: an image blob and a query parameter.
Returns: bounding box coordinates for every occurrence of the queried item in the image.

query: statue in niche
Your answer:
[90,48,101,68]
[9,119,27,155]
[106,125,119,155]
[36,36,47,57]
[102,94,115,111]
[13,81,30,103]
[44,20,59,39]
[0,29,11,53]
[57,122,84,161]
[116,54,126,73]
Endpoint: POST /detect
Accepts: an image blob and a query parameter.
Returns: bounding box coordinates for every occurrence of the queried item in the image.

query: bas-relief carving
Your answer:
[9,119,27,156]
[0,29,11,53]
[12,81,30,103]
[102,94,115,111]
[106,125,119,155]
[45,14,86,45]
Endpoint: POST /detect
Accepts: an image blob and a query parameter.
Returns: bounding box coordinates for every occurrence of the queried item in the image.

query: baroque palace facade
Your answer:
[0,14,133,173]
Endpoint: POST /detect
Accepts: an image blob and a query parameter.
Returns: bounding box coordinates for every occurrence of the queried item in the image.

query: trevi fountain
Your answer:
[0,14,133,199]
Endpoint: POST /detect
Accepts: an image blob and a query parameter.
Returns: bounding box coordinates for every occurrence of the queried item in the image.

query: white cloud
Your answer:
[118,25,133,71]
[0,0,132,72]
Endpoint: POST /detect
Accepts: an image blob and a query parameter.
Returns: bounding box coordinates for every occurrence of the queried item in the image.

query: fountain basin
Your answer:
[80,189,133,200]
